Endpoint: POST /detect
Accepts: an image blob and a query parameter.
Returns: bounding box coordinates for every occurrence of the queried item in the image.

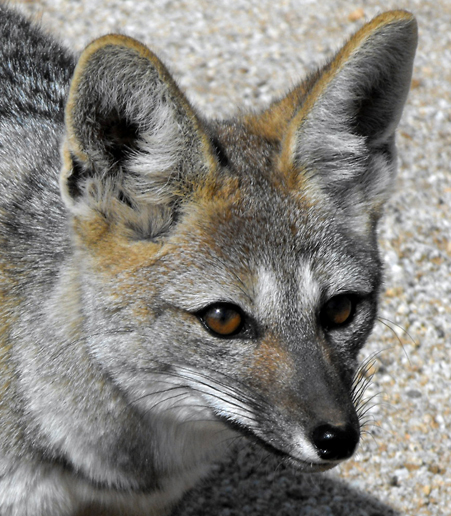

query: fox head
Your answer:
[59,11,417,472]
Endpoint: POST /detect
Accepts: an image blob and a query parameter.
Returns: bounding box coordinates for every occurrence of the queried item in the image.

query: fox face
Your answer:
[0,6,417,515]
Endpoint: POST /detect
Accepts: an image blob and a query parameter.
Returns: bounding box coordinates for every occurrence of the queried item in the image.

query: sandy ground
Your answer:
[7,1,451,514]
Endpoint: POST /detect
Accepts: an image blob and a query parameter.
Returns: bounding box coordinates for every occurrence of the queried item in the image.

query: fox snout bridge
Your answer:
[311,423,360,461]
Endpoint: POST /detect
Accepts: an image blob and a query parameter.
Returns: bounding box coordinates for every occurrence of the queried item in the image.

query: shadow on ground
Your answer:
[173,442,398,516]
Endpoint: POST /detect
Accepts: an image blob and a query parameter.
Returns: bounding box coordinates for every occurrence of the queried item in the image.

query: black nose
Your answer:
[311,423,359,461]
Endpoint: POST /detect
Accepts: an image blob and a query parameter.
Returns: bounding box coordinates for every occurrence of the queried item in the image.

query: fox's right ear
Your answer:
[61,34,217,237]
[270,11,417,236]
[283,11,417,234]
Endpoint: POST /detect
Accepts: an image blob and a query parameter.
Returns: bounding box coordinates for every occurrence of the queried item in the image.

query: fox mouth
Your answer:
[218,417,342,472]
[167,365,358,469]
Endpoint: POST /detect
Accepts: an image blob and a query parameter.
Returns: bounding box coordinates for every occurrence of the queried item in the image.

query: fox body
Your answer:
[0,5,417,516]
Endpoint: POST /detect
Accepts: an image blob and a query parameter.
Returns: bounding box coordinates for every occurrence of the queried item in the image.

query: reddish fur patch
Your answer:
[72,214,166,276]
[247,335,295,395]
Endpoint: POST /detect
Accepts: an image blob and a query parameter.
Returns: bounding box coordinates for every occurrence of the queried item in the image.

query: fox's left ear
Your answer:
[282,11,418,233]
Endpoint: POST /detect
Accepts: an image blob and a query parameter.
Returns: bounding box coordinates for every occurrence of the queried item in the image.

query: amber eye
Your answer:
[320,294,355,329]
[199,303,244,337]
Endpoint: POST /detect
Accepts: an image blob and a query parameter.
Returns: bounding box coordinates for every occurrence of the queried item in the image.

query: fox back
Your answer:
[0,6,417,516]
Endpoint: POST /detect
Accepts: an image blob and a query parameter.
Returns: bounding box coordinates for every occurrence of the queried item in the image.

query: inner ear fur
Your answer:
[60,34,217,234]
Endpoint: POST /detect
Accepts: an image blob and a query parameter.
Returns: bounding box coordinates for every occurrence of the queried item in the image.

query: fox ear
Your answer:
[61,34,216,237]
[282,11,417,233]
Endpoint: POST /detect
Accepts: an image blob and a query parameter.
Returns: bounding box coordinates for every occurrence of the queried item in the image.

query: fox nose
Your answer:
[311,423,359,461]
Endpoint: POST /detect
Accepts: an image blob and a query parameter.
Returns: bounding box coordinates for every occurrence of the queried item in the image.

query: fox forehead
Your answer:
[154,174,377,314]
[254,266,321,324]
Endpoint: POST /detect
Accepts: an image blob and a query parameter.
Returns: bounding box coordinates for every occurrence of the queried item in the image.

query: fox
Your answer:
[0,4,417,516]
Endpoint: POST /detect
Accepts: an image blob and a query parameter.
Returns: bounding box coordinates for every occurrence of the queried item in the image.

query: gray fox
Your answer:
[0,5,417,516]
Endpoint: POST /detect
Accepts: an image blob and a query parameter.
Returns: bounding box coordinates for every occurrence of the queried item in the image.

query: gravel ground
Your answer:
[9,0,451,514]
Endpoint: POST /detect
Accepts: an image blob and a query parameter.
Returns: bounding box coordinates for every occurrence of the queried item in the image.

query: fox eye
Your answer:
[198,303,244,337]
[320,294,355,329]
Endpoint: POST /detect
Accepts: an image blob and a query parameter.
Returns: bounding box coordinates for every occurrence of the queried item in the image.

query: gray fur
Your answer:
[0,5,417,516]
